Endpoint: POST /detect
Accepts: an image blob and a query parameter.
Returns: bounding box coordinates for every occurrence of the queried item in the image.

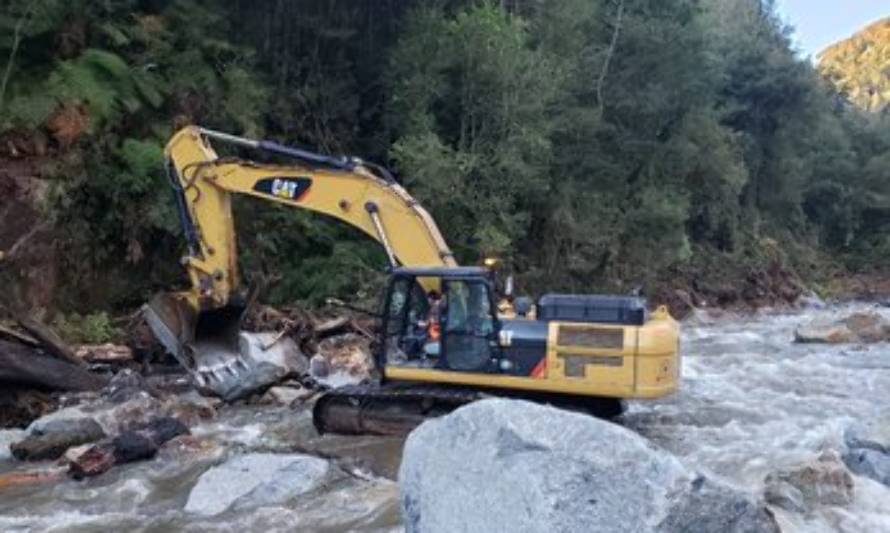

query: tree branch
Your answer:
[0,3,36,116]
[596,0,625,116]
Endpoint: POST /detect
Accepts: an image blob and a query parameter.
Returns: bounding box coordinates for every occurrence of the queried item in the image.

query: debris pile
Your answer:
[0,300,373,483]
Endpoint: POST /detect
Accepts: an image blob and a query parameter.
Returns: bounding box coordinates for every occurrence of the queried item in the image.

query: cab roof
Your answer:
[390,266,490,278]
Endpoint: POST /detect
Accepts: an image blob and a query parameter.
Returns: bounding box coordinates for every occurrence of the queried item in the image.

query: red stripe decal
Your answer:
[530,358,547,378]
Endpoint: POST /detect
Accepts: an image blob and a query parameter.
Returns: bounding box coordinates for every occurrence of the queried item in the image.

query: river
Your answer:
[0,304,888,532]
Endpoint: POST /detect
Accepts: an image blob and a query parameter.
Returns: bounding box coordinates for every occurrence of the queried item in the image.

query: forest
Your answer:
[1,0,889,314]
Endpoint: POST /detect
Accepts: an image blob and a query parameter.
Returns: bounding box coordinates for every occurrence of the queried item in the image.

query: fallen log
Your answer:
[14,315,84,367]
[0,323,39,347]
[0,339,106,391]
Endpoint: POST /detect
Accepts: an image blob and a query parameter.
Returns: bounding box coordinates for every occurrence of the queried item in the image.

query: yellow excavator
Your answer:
[145,126,680,434]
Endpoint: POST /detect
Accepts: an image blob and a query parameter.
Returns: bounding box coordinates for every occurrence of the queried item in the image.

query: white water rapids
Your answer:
[0,303,888,531]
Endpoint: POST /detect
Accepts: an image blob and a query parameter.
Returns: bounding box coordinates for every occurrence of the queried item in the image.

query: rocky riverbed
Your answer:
[0,303,888,532]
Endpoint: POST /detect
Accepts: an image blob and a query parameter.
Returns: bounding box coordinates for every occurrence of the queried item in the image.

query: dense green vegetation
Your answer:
[1,0,888,310]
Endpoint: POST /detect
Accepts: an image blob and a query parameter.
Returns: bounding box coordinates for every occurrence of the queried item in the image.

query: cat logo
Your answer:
[271,178,299,199]
[253,177,312,201]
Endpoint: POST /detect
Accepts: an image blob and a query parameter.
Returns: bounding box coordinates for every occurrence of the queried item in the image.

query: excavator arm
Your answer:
[145,126,456,397]
[165,125,456,311]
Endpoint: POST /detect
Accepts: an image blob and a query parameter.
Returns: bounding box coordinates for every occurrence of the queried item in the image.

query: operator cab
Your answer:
[378,267,500,373]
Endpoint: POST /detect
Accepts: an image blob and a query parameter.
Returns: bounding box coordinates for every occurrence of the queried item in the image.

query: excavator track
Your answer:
[312,383,483,436]
[312,382,627,436]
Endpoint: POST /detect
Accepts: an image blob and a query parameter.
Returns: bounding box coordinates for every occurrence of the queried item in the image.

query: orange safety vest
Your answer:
[428,319,441,341]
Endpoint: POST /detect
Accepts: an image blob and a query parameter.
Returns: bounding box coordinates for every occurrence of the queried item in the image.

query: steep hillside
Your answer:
[818,17,890,112]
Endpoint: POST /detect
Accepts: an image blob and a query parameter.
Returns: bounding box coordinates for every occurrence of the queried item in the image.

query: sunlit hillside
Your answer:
[818,17,890,112]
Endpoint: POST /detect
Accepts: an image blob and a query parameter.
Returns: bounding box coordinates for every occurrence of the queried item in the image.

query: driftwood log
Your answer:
[0,339,106,391]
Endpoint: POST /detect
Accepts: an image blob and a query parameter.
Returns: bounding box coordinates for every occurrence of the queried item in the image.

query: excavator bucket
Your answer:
[143,293,304,401]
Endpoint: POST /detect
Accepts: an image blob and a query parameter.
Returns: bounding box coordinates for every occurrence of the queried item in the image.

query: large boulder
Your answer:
[184,452,329,516]
[399,399,778,533]
[11,417,106,461]
[794,311,890,344]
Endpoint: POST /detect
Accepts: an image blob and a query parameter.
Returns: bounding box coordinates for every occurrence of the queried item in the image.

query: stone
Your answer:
[795,292,826,310]
[185,453,329,516]
[0,429,26,461]
[763,450,854,513]
[843,448,890,487]
[68,444,115,478]
[11,417,106,461]
[794,312,890,344]
[661,476,781,532]
[844,415,890,454]
[399,398,778,533]
[67,416,189,478]
[104,369,156,403]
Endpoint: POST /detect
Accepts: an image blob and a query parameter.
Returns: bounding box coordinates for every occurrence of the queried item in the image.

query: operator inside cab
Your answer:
[419,290,442,357]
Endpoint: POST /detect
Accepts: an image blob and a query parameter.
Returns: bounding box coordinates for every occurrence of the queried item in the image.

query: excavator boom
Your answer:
[146,126,456,398]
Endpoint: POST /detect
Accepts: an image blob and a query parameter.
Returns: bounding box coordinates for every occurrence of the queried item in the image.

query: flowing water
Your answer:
[0,304,888,532]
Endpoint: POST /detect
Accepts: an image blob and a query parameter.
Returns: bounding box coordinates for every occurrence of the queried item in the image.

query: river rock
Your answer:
[11,417,106,461]
[67,416,190,478]
[763,450,854,513]
[661,476,780,532]
[0,428,26,461]
[844,448,890,487]
[184,452,329,516]
[843,415,890,487]
[399,398,778,533]
[794,312,890,344]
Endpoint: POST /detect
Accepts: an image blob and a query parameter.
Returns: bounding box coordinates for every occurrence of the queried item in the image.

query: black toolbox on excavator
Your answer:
[536,294,647,325]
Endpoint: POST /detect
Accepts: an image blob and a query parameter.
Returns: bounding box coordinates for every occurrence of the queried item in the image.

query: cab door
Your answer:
[440,279,497,372]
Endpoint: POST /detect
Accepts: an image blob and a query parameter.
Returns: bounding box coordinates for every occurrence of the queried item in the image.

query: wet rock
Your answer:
[399,399,778,533]
[67,416,189,478]
[843,448,890,487]
[660,476,780,532]
[844,415,890,454]
[0,428,26,461]
[794,312,890,344]
[795,292,826,310]
[104,369,157,403]
[11,417,105,461]
[68,444,115,478]
[159,392,218,426]
[185,453,329,516]
[763,450,854,513]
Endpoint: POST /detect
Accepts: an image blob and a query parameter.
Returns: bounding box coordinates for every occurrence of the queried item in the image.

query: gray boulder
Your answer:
[399,398,777,533]
[11,417,106,461]
[844,448,890,487]
[185,452,329,516]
